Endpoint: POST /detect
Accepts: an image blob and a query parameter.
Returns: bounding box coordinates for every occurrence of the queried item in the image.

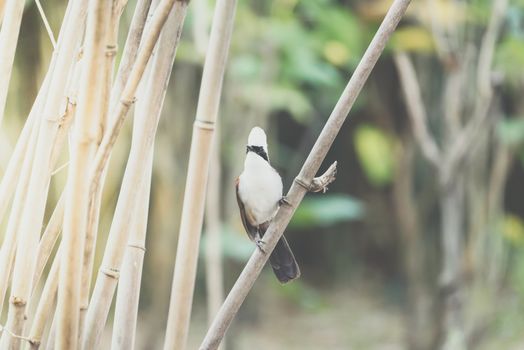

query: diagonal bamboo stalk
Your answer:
[0,115,41,319]
[56,0,113,347]
[0,0,88,346]
[111,3,183,345]
[0,0,25,129]
[28,247,60,349]
[163,0,237,348]
[0,66,52,228]
[82,3,189,348]
[199,0,412,348]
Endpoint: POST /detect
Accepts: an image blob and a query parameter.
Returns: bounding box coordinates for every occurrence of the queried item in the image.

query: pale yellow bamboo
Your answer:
[78,0,128,338]
[31,194,65,294]
[111,148,153,350]
[56,0,112,348]
[0,69,51,226]
[164,0,237,348]
[82,4,189,348]
[111,4,184,345]
[0,0,25,129]
[28,248,60,349]
[0,116,40,318]
[0,0,88,346]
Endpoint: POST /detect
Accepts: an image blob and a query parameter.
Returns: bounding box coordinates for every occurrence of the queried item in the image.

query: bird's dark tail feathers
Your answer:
[269,236,300,283]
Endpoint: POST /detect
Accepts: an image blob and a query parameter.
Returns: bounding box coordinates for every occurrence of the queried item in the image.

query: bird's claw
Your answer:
[279,196,291,206]
[255,239,266,254]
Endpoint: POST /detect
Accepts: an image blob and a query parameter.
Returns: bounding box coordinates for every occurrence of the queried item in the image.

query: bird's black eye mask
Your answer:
[246,145,269,162]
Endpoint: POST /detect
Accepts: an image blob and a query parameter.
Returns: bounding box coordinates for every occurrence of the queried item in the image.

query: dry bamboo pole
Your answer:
[204,129,225,348]
[82,3,189,348]
[28,248,60,349]
[0,68,52,226]
[56,0,113,347]
[200,0,412,348]
[163,0,237,348]
[0,0,88,346]
[78,0,128,338]
[111,4,183,345]
[32,195,65,293]
[0,0,25,129]
[0,117,41,319]
[111,149,153,350]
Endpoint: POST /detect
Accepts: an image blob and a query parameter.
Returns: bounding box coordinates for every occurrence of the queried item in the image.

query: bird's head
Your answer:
[246,126,269,161]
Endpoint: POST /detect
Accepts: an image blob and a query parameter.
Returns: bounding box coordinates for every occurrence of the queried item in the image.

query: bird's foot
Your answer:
[255,233,266,254]
[279,196,291,206]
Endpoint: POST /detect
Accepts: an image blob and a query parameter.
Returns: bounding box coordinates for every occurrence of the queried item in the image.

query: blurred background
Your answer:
[2,0,524,348]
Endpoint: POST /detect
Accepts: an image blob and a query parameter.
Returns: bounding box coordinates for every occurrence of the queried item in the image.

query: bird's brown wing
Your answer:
[235,177,258,241]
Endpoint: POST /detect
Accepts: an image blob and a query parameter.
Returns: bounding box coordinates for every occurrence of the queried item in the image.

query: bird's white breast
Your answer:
[238,153,283,225]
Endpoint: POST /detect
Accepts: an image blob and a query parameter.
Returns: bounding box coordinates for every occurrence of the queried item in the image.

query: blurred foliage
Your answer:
[273,279,327,311]
[289,194,363,229]
[353,124,395,187]
[502,214,524,246]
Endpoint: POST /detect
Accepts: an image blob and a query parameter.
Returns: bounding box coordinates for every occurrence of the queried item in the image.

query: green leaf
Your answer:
[290,194,363,229]
[354,125,396,186]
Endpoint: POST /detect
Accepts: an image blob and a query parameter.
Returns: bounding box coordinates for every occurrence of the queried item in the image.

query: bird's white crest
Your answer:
[247,126,267,148]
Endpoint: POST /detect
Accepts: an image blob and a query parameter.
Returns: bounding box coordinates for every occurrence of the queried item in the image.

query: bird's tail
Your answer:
[269,235,300,283]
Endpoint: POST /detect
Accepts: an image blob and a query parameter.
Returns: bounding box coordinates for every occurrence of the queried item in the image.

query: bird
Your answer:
[235,126,300,283]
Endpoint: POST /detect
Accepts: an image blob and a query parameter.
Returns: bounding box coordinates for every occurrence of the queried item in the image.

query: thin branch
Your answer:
[35,0,57,49]
[199,1,412,348]
[393,52,440,166]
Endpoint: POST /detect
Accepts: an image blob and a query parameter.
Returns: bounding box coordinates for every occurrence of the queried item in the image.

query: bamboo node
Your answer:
[106,44,118,57]
[10,296,26,306]
[128,242,146,252]
[293,177,312,191]
[101,267,120,279]
[194,119,216,130]
[121,97,137,107]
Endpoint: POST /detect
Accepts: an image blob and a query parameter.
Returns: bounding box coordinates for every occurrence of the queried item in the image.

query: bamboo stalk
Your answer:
[78,0,128,339]
[56,0,113,347]
[111,3,183,345]
[0,0,25,129]
[0,68,51,226]
[82,3,189,348]
[111,148,153,350]
[200,0,412,348]
[0,0,88,345]
[163,0,237,348]
[32,194,65,293]
[0,116,41,319]
[28,248,60,349]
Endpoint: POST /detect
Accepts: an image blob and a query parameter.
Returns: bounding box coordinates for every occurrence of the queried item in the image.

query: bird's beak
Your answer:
[246,145,253,153]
